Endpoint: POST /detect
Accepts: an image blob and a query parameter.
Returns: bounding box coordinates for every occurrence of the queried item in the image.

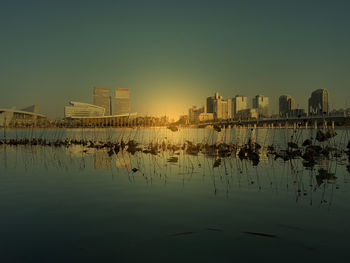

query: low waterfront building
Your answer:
[64,101,105,118]
[287,109,306,118]
[189,106,205,123]
[198,113,214,122]
[63,101,138,127]
[0,105,46,127]
[235,108,258,120]
[329,108,350,117]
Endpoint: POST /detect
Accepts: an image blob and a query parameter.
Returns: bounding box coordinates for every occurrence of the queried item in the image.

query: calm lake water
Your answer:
[0,128,350,262]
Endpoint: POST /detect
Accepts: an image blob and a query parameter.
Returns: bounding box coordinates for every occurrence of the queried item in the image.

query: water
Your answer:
[0,128,350,262]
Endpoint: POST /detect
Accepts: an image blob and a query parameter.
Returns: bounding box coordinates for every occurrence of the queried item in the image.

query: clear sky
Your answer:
[1,0,349,119]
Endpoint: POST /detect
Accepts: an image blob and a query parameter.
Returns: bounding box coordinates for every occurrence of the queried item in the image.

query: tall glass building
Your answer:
[279,95,295,117]
[308,89,329,116]
[93,87,111,116]
[113,88,130,115]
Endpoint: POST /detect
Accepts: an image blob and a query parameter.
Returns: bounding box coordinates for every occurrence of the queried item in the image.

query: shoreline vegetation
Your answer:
[1,126,349,170]
[3,124,350,129]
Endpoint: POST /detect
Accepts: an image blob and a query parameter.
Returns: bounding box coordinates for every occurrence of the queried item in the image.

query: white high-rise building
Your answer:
[93,87,111,116]
[113,88,130,115]
[252,95,269,118]
[232,95,248,118]
[206,92,234,119]
[212,93,232,119]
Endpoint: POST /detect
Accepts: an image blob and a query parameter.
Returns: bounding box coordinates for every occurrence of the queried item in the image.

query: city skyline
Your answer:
[1,1,350,120]
[1,85,348,121]
[2,2,350,262]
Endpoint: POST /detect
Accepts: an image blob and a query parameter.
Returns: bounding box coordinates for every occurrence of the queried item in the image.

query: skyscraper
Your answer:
[207,92,232,119]
[206,93,218,113]
[308,89,329,116]
[214,98,232,119]
[252,95,269,118]
[93,86,111,116]
[232,95,248,118]
[279,95,295,117]
[113,88,130,115]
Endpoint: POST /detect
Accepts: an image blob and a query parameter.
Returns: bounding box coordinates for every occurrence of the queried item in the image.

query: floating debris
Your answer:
[288,142,298,149]
[167,157,178,163]
[213,158,222,168]
[302,139,312,147]
[316,168,337,186]
[0,125,347,173]
[213,125,222,132]
[167,126,179,132]
[243,232,277,238]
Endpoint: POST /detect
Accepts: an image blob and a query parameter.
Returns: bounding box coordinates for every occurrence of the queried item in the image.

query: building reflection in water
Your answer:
[93,150,130,170]
[94,151,111,170]
[0,143,347,207]
[115,152,130,168]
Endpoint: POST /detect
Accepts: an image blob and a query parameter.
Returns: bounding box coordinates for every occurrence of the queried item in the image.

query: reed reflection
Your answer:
[0,141,347,208]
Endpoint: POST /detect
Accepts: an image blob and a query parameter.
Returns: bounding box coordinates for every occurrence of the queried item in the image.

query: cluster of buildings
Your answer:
[63,87,171,128]
[279,89,329,118]
[188,89,333,123]
[188,93,271,123]
[1,86,350,128]
[65,87,131,118]
[62,87,136,127]
[0,86,134,127]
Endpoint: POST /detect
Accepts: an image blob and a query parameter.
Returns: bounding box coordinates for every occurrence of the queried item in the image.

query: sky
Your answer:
[1,0,350,120]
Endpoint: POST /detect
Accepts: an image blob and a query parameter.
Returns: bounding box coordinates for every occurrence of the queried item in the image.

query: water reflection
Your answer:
[115,152,131,169]
[1,128,350,262]
[0,142,347,208]
[2,127,349,148]
[94,151,111,170]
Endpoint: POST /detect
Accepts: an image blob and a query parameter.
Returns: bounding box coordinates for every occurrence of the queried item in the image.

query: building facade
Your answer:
[288,109,306,118]
[236,108,258,120]
[0,106,46,127]
[64,101,105,118]
[252,95,269,118]
[93,86,111,116]
[206,93,218,114]
[308,89,329,116]
[113,88,130,115]
[232,95,248,118]
[189,106,205,123]
[198,113,214,122]
[20,105,39,114]
[279,95,295,118]
[206,92,232,119]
